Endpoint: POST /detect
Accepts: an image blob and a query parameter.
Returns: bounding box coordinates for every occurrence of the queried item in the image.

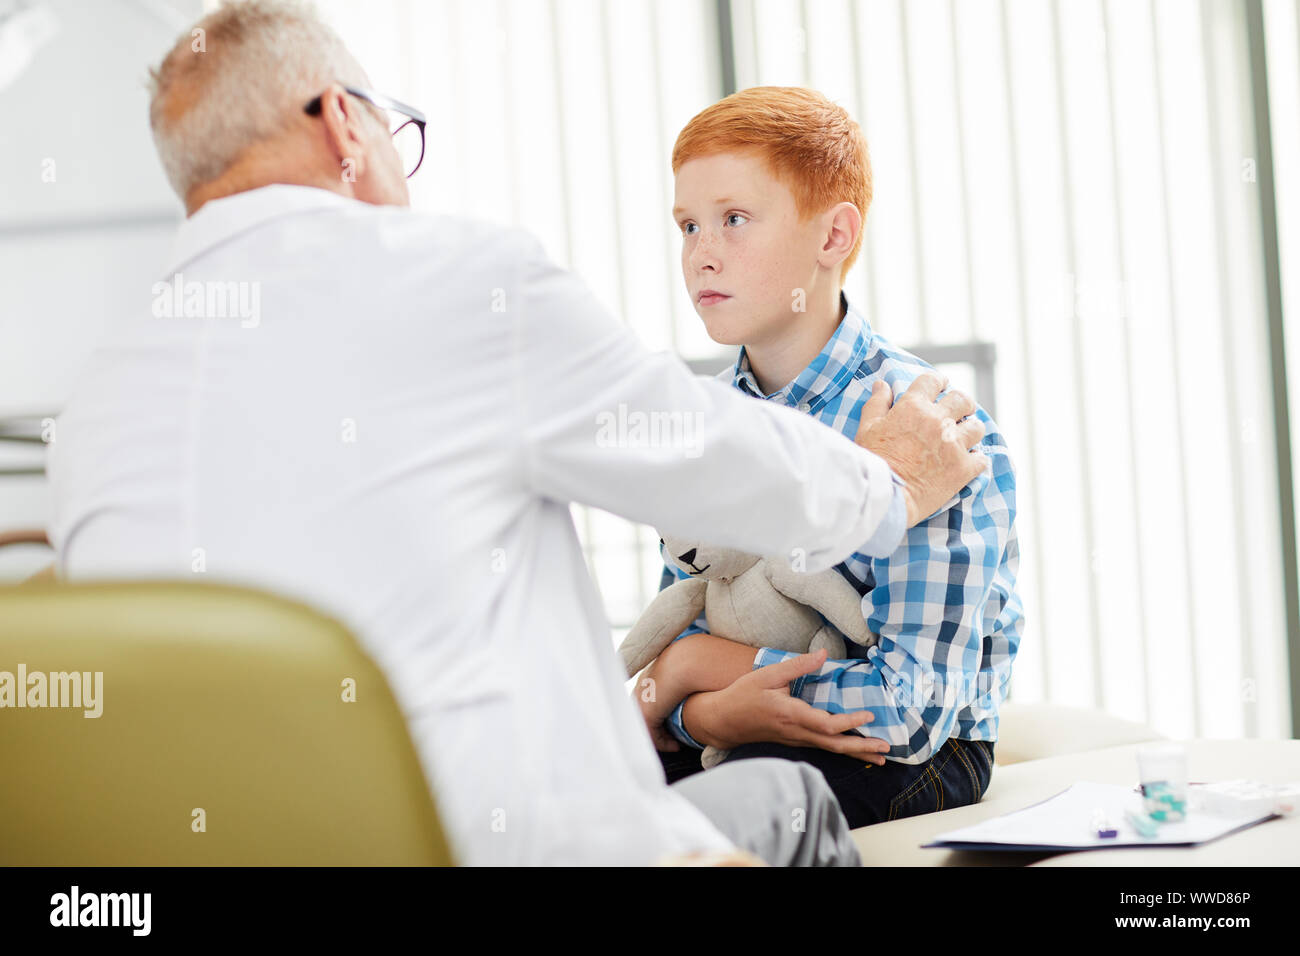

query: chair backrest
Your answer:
[0,580,454,865]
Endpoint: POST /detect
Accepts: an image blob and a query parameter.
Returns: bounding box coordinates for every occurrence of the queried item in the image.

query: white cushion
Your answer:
[994,702,1165,765]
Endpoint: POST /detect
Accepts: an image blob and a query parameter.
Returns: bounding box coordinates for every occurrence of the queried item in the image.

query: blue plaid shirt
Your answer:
[662,293,1023,764]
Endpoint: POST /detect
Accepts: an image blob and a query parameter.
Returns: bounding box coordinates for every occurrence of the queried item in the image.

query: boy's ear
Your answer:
[817,201,862,273]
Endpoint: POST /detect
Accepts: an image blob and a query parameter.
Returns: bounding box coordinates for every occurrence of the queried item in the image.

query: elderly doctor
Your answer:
[47,0,989,866]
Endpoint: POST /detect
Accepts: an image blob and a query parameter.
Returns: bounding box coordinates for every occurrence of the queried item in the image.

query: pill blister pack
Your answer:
[1189,780,1300,818]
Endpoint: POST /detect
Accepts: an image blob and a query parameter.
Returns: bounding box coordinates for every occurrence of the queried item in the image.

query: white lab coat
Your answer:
[47,184,899,865]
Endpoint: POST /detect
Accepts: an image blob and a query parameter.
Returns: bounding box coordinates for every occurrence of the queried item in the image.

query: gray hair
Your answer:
[147,0,368,200]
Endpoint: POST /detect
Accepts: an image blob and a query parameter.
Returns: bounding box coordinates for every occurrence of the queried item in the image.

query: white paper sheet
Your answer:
[923,780,1278,851]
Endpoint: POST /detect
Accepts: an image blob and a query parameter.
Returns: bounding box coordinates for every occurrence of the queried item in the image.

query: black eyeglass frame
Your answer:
[304,84,427,179]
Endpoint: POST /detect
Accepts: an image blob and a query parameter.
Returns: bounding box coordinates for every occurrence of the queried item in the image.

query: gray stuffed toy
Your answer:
[621,530,878,769]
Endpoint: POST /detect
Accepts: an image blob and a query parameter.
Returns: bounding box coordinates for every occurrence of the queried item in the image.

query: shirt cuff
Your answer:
[858,474,907,558]
[666,698,706,750]
[752,647,811,698]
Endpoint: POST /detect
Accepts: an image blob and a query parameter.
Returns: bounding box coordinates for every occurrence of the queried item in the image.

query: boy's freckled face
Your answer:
[672,151,823,348]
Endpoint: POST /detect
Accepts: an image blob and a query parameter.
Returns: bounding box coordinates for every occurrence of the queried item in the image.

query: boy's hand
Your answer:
[855,372,990,527]
[680,649,891,763]
[644,716,682,753]
[633,660,683,751]
[636,691,682,750]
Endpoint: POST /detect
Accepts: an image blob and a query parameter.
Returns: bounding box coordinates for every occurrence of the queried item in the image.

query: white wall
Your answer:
[0,0,199,579]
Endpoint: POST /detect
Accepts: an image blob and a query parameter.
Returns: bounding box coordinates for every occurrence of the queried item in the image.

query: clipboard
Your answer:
[922,780,1279,852]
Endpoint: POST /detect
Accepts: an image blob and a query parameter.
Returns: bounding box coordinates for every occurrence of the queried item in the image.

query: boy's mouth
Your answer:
[697,289,731,307]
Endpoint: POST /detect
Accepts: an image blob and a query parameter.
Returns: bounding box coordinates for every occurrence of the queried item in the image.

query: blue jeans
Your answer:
[659,735,995,830]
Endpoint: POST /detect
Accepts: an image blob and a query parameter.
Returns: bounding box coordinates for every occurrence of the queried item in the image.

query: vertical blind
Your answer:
[317,0,1296,740]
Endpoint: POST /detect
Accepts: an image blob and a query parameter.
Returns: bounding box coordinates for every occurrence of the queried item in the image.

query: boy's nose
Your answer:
[689,238,719,272]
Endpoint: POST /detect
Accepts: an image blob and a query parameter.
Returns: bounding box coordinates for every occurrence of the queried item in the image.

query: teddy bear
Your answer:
[621,530,878,769]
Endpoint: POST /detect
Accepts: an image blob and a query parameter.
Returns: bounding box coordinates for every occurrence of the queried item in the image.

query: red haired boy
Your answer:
[641,87,1024,829]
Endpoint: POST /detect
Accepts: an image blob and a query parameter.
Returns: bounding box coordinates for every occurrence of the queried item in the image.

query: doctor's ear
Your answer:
[315,84,369,180]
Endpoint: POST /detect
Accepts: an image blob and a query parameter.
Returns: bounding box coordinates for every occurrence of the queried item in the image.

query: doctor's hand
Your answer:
[679,649,891,764]
[854,371,989,527]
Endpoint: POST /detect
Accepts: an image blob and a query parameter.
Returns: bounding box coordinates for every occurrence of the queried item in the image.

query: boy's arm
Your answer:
[689,432,1022,764]
[660,483,907,748]
[651,548,712,750]
[649,544,773,749]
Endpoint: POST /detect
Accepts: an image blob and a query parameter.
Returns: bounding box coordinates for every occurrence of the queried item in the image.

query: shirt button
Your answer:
[797,402,811,413]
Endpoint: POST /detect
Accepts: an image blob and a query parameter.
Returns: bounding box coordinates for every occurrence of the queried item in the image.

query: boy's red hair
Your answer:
[672,86,872,286]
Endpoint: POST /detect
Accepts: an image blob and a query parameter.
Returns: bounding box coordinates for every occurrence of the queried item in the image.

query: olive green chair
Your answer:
[0,579,454,865]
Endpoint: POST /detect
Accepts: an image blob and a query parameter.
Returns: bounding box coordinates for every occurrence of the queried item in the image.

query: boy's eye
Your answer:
[682,222,698,236]
[726,213,748,227]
